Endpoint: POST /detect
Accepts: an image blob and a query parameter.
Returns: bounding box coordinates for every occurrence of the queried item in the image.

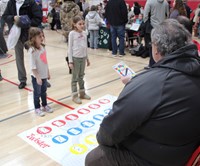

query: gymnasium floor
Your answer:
[0,28,198,165]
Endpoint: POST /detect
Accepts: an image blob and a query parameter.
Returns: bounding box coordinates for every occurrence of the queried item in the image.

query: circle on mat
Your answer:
[52,120,66,127]
[67,127,82,136]
[65,114,79,120]
[93,114,104,121]
[104,108,111,114]
[85,134,98,145]
[77,108,90,114]
[98,98,110,104]
[70,144,88,155]
[81,120,95,128]
[88,104,100,109]
[52,135,68,144]
[36,126,52,134]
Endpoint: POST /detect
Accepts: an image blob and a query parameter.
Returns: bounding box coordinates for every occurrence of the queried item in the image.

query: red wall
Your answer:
[125,0,199,10]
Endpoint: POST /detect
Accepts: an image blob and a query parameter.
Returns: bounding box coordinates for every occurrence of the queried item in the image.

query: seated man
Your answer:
[85,19,200,166]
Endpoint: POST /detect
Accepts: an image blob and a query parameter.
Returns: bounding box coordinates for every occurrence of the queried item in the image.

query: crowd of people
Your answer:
[0,0,200,164]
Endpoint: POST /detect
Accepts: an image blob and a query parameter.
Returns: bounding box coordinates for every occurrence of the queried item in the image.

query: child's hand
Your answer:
[48,74,51,80]
[120,75,132,85]
[87,59,90,66]
[37,78,42,85]
[69,63,74,69]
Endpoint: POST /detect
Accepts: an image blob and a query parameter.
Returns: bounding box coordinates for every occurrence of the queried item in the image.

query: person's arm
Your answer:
[68,31,74,69]
[120,0,128,24]
[143,0,151,23]
[29,0,43,26]
[97,72,163,146]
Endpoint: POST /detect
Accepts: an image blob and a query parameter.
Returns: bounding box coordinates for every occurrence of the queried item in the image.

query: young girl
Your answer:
[68,16,91,104]
[85,5,101,49]
[27,27,53,116]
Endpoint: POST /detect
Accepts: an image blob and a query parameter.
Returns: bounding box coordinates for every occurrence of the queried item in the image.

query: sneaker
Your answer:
[18,82,26,89]
[72,96,82,104]
[43,105,53,113]
[46,81,51,88]
[35,108,45,117]
[119,53,126,57]
[80,94,91,100]
[112,54,117,57]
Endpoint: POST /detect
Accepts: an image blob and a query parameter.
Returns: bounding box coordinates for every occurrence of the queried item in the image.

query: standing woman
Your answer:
[0,0,9,58]
[170,0,187,19]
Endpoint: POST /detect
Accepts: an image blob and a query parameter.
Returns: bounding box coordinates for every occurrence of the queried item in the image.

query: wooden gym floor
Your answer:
[0,29,198,165]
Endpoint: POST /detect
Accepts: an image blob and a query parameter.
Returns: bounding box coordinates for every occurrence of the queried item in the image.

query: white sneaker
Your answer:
[35,108,45,117]
[43,105,53,113]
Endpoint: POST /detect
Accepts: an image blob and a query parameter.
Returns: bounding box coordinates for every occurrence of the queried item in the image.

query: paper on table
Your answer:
[130,23,140,31]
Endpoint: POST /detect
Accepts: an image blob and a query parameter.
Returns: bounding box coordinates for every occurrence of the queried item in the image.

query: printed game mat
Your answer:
[18,94,117,166]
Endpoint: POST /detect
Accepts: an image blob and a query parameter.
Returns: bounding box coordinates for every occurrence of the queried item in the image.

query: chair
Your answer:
[186,146,200,166]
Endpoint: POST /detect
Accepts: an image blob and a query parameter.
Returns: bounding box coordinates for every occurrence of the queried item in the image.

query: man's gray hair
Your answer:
[151,19,192,56]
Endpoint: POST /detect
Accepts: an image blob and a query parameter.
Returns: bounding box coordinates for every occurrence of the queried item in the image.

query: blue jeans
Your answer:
[89,30,99,49]
[31,76,47,109]
[110,25,125,55]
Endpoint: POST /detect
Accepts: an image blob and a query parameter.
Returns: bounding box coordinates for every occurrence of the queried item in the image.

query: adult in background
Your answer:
[105,0,128,57]
[170,0,187,19]
[3,0,42,89]
[183,0,192,19]
[143,0,169,67]
[177,15,200,55]
[193,4,200,37]
[0,0,9,58]
[60,0,81,42]
[85,19,200,166]
[132,2,141,16]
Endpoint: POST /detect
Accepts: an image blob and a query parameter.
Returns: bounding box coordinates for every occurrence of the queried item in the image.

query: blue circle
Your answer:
[52,135,68,144]
[93,114,104,121]
[104,108,111,114]
[81,120,95,128]
[67,127,82,136]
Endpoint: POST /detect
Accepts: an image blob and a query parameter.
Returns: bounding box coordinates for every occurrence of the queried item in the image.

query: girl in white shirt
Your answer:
[68,16,91,104]
[27,27,53,116]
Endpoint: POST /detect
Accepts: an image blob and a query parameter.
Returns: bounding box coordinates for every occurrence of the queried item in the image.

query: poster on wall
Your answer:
[18,94,117,166]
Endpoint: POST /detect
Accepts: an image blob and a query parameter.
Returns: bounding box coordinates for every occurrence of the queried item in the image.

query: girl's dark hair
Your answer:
[173,0,187,17]
[72,16,83,30]
[90,5,97,11]
[26,27,44,50]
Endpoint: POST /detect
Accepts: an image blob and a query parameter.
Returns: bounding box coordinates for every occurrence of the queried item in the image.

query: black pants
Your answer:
[85,145,139,166]
[0,31,8,54]
[144,33,155,67]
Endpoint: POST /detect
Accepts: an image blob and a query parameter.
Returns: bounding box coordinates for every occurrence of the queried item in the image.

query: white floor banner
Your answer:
[18,94,117,166]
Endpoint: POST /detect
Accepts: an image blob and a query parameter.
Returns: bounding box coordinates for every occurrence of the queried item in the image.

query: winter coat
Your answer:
[60,1,81,40]
[97,44,200,166]
[0,0,9,16]
[2,0,42,43]
[104,0,128,26]
[85,11,101,31]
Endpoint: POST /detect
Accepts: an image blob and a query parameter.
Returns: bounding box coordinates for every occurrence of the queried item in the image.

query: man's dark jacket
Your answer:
[2,0,42,42]
[104,0,128,26]
[97,44,200,166]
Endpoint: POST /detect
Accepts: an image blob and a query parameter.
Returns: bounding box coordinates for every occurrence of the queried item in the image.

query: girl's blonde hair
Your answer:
[72,16,84,30]
[26,27,45,49]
